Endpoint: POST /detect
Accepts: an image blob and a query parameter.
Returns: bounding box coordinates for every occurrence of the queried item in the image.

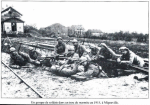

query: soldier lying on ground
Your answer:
[89,43,121,77]
[99,43,148,68]
[117,46,147,68]
[9,47,41,69]
[71,56,107,80]
[98,44,148,76]
[50,46,80,77]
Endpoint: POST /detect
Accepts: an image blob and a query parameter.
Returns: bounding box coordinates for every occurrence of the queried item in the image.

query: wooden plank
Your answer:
[19,42,54,51]
[131,65,149,73]
[38,43,55,48]
[106,59,149,73]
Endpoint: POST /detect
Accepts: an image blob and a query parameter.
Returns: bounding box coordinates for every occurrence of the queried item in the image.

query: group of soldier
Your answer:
[8,37,147,80]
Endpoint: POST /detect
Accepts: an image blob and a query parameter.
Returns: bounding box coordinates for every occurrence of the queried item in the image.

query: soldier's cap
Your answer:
[10,47,16,52]
[71,39,78,43]
[119,47,129,51]
[57,37,62,40]
[89,44,96,48]
[68,46,75,51]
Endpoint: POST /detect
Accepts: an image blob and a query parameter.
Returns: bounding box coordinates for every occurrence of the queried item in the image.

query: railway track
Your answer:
[1,52,149,98]
[1,61,44,98]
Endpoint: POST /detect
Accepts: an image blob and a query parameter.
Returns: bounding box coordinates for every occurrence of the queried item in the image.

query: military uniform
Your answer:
[51,53,80,77]
[74,44,87,58]
[118,47,145,67]
[10,52,29,66]
[74,62,100,78]
[91,47,99,56]
[99,47,112,59]
[55,42,66,55]
[9,51,40,67]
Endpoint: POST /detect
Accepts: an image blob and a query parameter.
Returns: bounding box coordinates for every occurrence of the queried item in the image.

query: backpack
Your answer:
[29,49,39,60]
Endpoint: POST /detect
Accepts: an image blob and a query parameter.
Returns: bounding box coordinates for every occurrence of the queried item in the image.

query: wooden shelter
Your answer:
[1,7,24,34]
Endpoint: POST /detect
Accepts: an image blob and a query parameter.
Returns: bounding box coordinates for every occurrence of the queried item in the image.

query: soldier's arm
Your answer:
[82,45,89,53]
[100,43,121,59]
[117,55,131,65]
[121,53,134,65]
[9,59,20,69]
[119,56,133,65]
[120,60,132,65]
[54,46,57,55]
[95,49,104,59]
[64,44,68,55]
[72,53,79,61]
[9,58,15,66]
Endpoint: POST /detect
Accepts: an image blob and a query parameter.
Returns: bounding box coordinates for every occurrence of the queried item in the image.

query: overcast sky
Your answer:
[2,1,149,34]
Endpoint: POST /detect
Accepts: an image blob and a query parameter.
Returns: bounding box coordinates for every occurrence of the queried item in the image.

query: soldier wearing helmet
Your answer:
[71,56,105,80]
[50,46,80,77]
[117,46,145,67]
[9,47,41,69]
[72,39,88,58]
[54,37,68,56]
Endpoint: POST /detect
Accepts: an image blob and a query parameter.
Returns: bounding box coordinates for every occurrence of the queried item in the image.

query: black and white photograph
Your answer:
[0,0,149,104]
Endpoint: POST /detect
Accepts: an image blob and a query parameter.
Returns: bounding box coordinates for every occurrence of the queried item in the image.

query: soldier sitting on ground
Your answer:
[50,46,80,77]
[9,47,41,69]
[54,37,68,60]
[72,39,88,58]
[71,56,107,80]
[88,44,101,61]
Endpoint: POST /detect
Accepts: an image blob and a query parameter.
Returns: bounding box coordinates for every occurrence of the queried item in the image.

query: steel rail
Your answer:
[1,61,44,98]
[106,59,149,73]
[19,42,54,50]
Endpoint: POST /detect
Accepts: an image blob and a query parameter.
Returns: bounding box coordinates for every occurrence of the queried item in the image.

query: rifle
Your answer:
[75,59,109,78]
[40,56,68,61]
[97,63,109,78]
[66,37,71,44]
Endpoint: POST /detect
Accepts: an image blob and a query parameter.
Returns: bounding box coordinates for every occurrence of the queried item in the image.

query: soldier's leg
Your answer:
[77,65,84,72]
[19,52,40,65]
[58,64,78,77]
[19,52,31,62]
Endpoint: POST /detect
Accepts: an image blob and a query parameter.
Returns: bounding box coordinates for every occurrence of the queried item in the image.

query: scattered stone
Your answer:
[141,87,148,91]
[7,82,11,85]
[122,83,129,86]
